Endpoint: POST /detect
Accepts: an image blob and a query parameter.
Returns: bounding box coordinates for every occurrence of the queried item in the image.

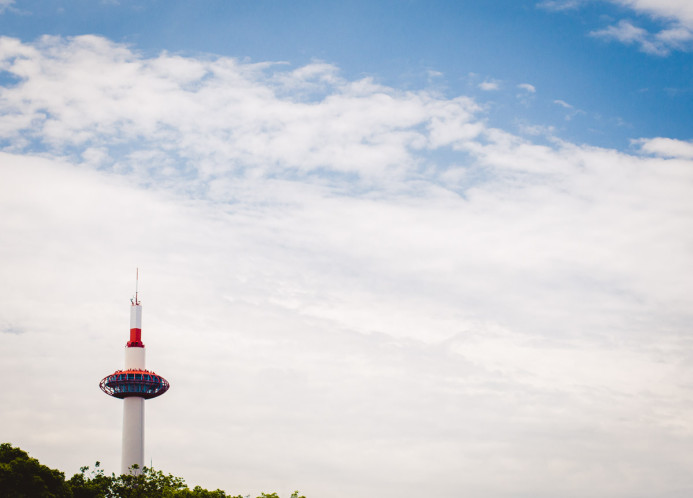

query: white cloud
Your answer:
[635,137,693,159]
[546,0,693,54]
[591,19,692,55]
[542,0,693,25]
[2,35,693,498]
[0,0,13,13]
[614,0,693,28]
[656,24,693,47]
[516,84,537,107]
[552,99,587,120]
[554,99,573,108]
[0,35,480,182]
[517,123,555,136]
[478,80,500,91]
[537,0,585,11]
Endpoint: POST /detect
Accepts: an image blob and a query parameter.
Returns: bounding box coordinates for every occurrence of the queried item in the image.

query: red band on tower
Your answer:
[128,328,144,347]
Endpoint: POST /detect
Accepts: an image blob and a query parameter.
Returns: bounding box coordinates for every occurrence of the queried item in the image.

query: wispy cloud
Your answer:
[591,19,693,55]
[516,83,537,107]
[478,79,501,91]
[0,35,480,183]
[1,35,693,497]
[554,99,573,108]
[537,0,585,11]
[613,0,693,28]
[552,98,587,120]
[0,0,13,13]
[1,324,23,334]
[544,0,693,54]
[517,123,555,137]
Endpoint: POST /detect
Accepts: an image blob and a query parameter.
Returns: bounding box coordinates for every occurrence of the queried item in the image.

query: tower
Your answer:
[100,271,170,474]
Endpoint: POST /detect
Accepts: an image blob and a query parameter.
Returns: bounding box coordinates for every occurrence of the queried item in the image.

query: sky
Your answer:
[0,1,692,497]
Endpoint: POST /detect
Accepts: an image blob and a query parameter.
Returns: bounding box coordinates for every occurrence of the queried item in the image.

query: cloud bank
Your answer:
[1,35,693,498]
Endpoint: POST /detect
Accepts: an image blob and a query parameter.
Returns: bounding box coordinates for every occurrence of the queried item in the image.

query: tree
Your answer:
[0,443,72,497]
[1,443,305,498]
[68,462,112,498]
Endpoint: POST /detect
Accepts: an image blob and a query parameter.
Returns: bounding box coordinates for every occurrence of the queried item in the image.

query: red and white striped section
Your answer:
[125,303,145,370]
[127,303,144,348]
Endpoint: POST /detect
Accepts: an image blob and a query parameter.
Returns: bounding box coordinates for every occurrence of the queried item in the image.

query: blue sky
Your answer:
[1,2,693,498]
[1,0,691,149]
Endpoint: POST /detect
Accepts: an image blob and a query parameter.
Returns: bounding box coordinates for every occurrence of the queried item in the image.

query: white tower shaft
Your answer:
[122,397,145,474]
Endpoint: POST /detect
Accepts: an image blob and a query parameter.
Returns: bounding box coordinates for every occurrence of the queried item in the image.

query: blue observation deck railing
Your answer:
[100,369,170,399]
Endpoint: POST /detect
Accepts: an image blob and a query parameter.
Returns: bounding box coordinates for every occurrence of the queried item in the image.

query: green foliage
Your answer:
[1,443,304,498]
[68,462,112,498]
[0,442,72,497]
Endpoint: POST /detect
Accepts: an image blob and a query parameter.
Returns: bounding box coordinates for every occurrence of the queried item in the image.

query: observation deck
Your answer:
[100,369,170,399]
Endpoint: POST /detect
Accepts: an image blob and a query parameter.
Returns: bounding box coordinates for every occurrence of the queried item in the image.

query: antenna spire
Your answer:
[135,268,139,305]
